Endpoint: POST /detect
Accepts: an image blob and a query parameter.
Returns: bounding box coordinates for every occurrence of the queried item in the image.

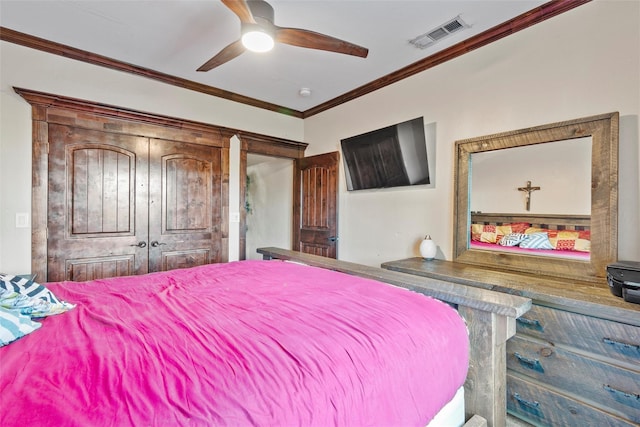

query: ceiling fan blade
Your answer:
[197,40,246,71]
[221,0,256,24]
[275,27,368,58]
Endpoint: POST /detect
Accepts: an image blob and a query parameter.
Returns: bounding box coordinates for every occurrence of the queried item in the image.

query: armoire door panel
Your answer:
[160,249,211,271]
[66,256,136,282]
[148,139,223,272]
[70,147,135,236]
[164,156,211,232]
[47,124,149,281]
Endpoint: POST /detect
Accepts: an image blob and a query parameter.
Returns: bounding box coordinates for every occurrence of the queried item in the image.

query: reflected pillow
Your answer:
[471,224,498,243]
[472,223,532,244]
[523,228,591,252]
[498,233,528,247]
[0,307,41,347]
[554,230,591,252]
[497,222,531,235]
[519,232,554,250]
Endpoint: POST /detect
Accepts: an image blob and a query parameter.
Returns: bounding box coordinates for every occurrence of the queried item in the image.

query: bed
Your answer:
[1,249,530,427]
[470,213,591,260]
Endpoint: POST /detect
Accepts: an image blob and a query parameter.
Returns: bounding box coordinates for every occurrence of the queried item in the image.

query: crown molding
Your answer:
[1,0,589,119]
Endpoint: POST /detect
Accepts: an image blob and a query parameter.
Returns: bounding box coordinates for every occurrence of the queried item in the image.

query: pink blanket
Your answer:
[0,260,468,426]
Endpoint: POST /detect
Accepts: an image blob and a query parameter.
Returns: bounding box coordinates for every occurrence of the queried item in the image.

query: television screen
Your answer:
[341,117,430,191]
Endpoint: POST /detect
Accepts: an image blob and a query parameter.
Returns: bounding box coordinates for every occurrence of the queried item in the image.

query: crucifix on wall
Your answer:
[518,180,541,211]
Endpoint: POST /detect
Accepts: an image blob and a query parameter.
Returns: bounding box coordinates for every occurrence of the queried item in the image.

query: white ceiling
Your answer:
[1,0,547,112]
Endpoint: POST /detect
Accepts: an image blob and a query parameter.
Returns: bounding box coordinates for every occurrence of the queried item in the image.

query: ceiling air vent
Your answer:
[409,16,470,50]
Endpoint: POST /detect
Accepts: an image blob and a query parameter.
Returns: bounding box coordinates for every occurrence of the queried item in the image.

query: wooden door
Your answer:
[148,139,223,272]
[47,125,149,281]
[293,152,339,258]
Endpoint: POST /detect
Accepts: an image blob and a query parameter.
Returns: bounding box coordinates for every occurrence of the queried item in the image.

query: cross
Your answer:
[518,181,541,211]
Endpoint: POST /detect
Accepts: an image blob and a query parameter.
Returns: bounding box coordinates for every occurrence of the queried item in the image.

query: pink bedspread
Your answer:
[0,260,468,427]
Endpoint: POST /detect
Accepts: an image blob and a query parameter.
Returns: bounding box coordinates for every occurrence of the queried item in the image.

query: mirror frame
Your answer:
[453,112,618,283]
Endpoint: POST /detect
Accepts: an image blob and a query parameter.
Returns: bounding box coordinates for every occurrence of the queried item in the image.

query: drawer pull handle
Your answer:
[604,384,640,401]
[514,352,544,373]
[513,393,543,417]
[516,317,544,332]
[603,337,640,354]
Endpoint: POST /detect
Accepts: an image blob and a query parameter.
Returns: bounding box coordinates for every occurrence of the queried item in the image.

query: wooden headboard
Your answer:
[470,213,590,231]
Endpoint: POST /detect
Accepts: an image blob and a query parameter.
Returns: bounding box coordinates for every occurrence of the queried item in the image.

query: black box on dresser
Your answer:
[607,261,640,305]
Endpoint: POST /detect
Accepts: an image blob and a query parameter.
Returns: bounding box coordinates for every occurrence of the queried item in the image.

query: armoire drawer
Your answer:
[507,335,640,423]
[515,304,640,366]
[507,372,637,427]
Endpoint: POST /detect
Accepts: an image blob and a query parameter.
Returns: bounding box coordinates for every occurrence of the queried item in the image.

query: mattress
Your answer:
[0,260,469,426]
[428,386,465,427]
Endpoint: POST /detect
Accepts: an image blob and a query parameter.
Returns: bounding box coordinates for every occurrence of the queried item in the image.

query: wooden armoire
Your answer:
[17,88,307,282]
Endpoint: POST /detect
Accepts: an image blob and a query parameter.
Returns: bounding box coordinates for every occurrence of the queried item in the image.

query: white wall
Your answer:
[0,42,304,274]
[303,0,640,267]
[245,156,294,260]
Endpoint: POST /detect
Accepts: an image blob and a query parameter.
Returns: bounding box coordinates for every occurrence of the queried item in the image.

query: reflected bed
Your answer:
[470,212,591,261]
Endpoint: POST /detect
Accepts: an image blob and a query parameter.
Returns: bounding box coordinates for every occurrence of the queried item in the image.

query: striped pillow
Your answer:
[0,273,75,316]
[498,233,528,247]
[0,307,41,347]
[0,288,53,317]
[520,232,554,250]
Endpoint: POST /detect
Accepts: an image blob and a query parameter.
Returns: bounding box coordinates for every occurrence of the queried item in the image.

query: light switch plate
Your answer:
[230,212,240,223]
[16,212,29,228]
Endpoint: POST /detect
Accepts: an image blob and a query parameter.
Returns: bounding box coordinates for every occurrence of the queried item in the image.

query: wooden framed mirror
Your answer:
[453,113,618,283]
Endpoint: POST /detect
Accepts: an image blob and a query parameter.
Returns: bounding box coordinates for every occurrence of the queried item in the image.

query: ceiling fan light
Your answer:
[242,29,274,53]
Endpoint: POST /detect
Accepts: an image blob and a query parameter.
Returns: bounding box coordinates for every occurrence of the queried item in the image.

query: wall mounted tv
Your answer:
[341,117,430,191]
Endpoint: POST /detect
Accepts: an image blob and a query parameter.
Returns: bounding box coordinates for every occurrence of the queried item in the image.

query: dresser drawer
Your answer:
[507,335,640,423]
[515,304,640,366]
[507,373,637,427]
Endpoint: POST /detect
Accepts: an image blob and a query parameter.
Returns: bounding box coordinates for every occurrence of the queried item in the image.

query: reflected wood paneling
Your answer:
[471,213,590,231]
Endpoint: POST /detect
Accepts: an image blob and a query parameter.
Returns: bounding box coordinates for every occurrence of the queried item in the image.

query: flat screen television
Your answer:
[341,117,430,191]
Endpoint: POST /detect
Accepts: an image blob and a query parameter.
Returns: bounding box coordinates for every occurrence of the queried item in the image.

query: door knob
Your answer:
[130,241,147,248]
[150,241,167,247]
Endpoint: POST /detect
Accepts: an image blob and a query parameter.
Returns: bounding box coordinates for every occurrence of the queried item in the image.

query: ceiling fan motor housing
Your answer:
[248,0,275,26]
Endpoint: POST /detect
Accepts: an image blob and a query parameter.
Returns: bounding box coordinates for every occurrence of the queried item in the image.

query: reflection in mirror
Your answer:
[469,137,592,260]
[453,113,618,283]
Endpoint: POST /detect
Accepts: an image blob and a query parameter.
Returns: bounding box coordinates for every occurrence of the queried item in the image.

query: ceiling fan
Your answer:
[197,0,369,72]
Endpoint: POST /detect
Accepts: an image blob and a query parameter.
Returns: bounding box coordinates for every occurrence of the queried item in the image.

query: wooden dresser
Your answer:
[381,258,640,427]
